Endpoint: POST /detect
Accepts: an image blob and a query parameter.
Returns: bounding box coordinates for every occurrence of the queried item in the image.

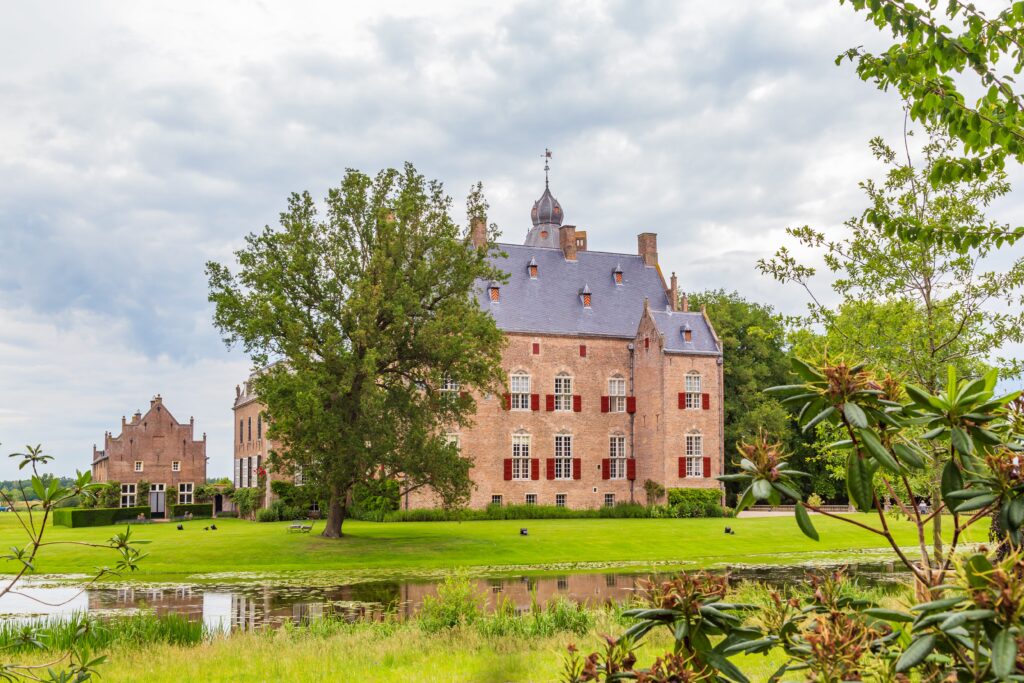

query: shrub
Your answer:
[418,574,484,632]
[167,503,212,519]
[229,488,262,519]
[598,502,649,518]
[667,488,724,518]
[643,479,666,506]
[255,506,279,523]
[349,478,400,519]
[215,509,238,518]
[255,500,305,522]
[52,506,150,528]
[806,492,824,508]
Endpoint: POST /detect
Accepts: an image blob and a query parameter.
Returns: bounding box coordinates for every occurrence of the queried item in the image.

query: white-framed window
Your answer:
[178,482,194,504]
[151,483,165,493]
[446,433,461,450]
[134,461,143,473]
[525,493,537,505]
[603,493,616,507]
[120,483,136,508]
[295,467,304,486]
[172,461,181,472]
[609,435,626,480]
[512,433,531,480]
[555,493,566,508]
[441,376,460,394]
[510,373,531,410]
[608,377,626,412]
[491,495,502,506]
[554,434,573,479]
[685,373,702,409]
[686,434,704,477]
[554,374,573,411]
[557,577,569,590]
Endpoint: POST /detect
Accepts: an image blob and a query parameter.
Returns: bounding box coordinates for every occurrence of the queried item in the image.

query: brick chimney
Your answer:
[669,272,679,311]
[560,225,578,261]
[681,292,689,312]
[638,233,658,267]
[470,217,487,249]
[575,230,588,252]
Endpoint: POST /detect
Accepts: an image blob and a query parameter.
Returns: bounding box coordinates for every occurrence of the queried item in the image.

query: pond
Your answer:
[0,561,910,632]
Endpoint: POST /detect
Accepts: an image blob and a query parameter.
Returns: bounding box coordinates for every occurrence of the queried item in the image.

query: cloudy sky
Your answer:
[1,0,1022,480]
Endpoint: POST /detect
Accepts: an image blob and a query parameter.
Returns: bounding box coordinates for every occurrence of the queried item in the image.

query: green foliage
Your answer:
[52,506,150,528]
[136,480,151,501]
[229,488,262,519]
[168,504,212,519]
[206,165,507,537]
[255,500,304,523]
[478,597,593,639]
[642,479,665,507]
[418,574,485,632]
[375,502,657,522]
[838,1,1024,251]
[666,488,725,518]
[0,612,205,655]
[349,478,400,519]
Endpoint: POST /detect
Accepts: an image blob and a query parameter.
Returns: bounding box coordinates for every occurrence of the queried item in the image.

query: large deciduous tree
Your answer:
[759,125,1024,558]
[207,165,506,538]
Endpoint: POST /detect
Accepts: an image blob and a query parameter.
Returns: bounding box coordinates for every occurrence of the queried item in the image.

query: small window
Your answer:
[257,414,262,440]
[525,493,537,505]
[446,433,461,450]
[613,264,623,285]
[554,435,573,479]
[603,493,616,507]
[685,373,702,409]
[683,325,693,343]
[512,434,531,480]
[528,257,538,279]
[247,416,252,442]
[178,483,194,505]
[120,483,137,508]
[134,461,143,473]
[554,375,573,411]
[555,493,566,508]
[609,436,626,479]
[491,495,503,506]
[510,373,531,411]
[580,286,592,308]
[295,467,304,486]
[172,461,181,472]
[489,285,500,302]
[239,420,243,444]
[441,376,460,394]
[685,434,704,477]
[608,378,626,412]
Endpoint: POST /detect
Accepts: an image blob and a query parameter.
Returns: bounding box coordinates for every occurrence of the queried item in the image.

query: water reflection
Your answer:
[0,562,908,632]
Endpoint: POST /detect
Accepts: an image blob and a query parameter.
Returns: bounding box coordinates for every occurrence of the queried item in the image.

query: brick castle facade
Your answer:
[233,180,724,509]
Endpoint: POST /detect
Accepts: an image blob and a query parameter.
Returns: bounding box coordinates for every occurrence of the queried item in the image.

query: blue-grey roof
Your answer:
[649,310,721,355]
[479,243,672,339]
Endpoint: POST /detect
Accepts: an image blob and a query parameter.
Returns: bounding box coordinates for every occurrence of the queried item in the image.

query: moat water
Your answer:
[0,562,909,631]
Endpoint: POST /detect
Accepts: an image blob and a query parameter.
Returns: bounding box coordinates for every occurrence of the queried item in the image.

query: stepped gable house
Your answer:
[92,395,207,514]
[233,177,724,510]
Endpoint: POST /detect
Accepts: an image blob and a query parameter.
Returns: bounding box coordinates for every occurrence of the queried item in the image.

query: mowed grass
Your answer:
[0,513,987,580]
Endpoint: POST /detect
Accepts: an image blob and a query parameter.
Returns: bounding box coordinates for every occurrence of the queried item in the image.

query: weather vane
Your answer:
[542,148,552,188]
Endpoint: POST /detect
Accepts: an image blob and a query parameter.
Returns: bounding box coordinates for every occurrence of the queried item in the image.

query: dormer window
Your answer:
[683,325,692,343]
[489,283,500,302]
[528,257,538,279]
[580,284,592,308]
[613,264,623,285]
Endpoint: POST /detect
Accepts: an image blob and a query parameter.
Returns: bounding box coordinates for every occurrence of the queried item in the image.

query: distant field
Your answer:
[0,513,986,581]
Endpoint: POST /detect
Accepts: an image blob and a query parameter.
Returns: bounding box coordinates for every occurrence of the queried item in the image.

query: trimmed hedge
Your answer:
[168,503,213,519]
[667,488,724,518]
[377,502,652,523]
[52,506,150,528]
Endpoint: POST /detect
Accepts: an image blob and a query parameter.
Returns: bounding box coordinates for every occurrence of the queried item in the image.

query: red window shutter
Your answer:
[573,458,581,480]
[702,456,711,478]
[626,396,636,414]
[532,342,540,355]
[573,395,582,412]
[678,457,686,478]
[600,396,609,413]
[579,344,587,357]
[627,459,636,481]
[545,394,555,411]
[546,458,555,480]
[504,459,513,481]
[503,393,511,410]
[702,393,710,410]
[459,391,468,400]
[601,458,610,480]
[531,393,540,411]
[678,392,685,409]
[531,459,540,480]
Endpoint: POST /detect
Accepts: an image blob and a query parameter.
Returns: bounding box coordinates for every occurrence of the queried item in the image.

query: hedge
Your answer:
[168,503,213,519]
[667,488,724,518]
[52,506,150,528]
[376,502,653,523]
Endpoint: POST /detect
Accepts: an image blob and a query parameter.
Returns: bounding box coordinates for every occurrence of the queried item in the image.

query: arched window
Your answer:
[684,432,704,477]
[554,373,573,411]
[510,373,531,410]
[684,372,702,409]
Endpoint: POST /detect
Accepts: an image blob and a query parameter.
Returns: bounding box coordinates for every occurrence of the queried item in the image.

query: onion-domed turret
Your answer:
[525,184,564,248]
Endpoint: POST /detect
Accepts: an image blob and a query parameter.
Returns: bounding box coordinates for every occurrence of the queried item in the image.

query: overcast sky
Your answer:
[2,0,1023,480]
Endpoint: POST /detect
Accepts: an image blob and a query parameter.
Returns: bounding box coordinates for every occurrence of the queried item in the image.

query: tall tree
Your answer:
[759,125,1024,558]
[207,164,507,537]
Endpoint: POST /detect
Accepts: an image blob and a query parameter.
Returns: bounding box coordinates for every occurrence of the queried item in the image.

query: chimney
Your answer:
[575,230,588,252]
[669,272,679,311]
[560,225,577,261]
[470,217,487,249]
[638,233,658,267]
[681,293,689,312]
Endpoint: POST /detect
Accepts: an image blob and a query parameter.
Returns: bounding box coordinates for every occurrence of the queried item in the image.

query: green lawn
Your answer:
[1,513,986,581]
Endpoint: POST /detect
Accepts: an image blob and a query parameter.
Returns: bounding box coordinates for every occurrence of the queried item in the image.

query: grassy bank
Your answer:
[0,513,987,580]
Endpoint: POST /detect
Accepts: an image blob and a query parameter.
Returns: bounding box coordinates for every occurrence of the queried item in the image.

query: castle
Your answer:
[233,177,724,509]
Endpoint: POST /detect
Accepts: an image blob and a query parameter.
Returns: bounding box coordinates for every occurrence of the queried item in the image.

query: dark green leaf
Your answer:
[954,493,996,513]
[858,428,901,473]
[844,402,868,428]
[895,634,936,672]
[794,503,819,541]
[992,628,1016,680]
[941,459,964,510]
[893,442,926,469]
[863,607,914,622]
[847,454,876,512]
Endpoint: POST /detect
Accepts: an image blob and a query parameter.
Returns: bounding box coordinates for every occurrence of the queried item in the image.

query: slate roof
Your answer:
[649,310,721,355]
[477,243,719,355]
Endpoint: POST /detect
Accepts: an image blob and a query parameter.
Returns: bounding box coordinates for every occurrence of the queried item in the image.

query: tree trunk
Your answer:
[321,484,345,538]
[931,485,943,566]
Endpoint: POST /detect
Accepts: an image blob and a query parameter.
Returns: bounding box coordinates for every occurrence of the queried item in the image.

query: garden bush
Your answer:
[349,478,400,519]
[52,506,150,528]
[666,488,724,518]
[168,503,212,519]
[215,510,238,518]
[418,574,484,632]
[255,499,305,522]
[377,502,656,522]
